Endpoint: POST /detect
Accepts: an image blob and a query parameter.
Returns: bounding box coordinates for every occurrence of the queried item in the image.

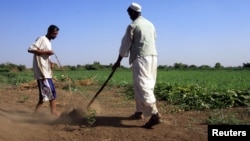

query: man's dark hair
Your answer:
[48,25,59,32]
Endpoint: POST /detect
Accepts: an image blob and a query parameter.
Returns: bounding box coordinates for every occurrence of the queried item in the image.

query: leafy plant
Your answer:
[20,95,29,103]
[86,108,96,127]
[206,109,242,125]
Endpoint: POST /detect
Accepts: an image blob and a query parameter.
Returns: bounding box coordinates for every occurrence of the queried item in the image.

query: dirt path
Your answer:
[0,86,208,141]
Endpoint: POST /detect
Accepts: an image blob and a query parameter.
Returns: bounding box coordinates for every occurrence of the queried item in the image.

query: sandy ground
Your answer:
[0,84,223,141]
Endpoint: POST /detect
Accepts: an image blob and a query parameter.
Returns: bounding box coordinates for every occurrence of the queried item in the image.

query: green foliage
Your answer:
[122,84,134,100]
[206,109,243,125]
[17,65,26,71]
[154,82,249,110]
[243,63,250,68]
[0,71,33,85]
[0,63,26,72]
[86,108,96,127]
[0,68,10,72]
[1,68,249,111]
[122,69,250,111]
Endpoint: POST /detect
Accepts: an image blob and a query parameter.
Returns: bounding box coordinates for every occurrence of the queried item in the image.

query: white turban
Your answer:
[129,2,142,12]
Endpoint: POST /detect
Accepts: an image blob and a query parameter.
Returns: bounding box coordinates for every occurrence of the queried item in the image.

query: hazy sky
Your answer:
[1,0,249,68]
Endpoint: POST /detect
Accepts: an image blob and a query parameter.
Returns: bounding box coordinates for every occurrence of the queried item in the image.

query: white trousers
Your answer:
[132,56,158,116]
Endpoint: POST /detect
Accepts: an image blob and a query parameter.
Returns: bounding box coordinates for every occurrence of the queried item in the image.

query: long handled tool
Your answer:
[54,54,75,109]
[87,67,117,108]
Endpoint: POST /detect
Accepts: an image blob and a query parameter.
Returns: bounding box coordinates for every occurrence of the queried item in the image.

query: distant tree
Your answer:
[0,62,28,71]
[158,65,168,70]
[63,65,72,70]
[243,63,250,68]
[76,64,85,70]
[199,65,211,69]
[0,63,4,68]
[214,62,223,69]
[6,62,16,69]
[85,64,97,70]
[70,66,77,71]
[174,63,188,69]
[17,65,26,71]
[76,64,81,68]
[93,61,100,65]
[188,64,197,69]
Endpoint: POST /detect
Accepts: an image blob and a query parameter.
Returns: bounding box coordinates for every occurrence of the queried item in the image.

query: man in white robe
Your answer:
[113,2,161,129]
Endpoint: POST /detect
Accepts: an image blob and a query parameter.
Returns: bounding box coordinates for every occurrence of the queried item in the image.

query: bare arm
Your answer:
[28,49,54,56]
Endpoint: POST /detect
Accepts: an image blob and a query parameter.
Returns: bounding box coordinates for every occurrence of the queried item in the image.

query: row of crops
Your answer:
[0,69,249,110]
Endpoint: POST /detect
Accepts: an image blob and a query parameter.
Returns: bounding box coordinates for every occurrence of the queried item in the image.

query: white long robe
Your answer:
[132,56,158,116]
[119,16,159,116]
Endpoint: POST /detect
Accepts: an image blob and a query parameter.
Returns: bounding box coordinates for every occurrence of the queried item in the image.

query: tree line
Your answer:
[1,62,250,72]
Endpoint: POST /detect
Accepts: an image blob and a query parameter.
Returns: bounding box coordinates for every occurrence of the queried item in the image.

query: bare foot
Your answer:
[52,111,61,117]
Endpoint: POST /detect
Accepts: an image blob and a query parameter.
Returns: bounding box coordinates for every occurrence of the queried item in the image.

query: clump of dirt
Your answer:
[57,108,87,124]
[75,79,96,86]
[67,108,86,119]
[18,80,37,90]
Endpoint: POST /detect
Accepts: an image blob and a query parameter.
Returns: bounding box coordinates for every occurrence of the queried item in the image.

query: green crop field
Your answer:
[52,69,250,91]
[1,69,249,111]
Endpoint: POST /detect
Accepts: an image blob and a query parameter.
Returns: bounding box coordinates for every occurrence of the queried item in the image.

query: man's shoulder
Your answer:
[35,35,46,41]
[134,16,153,24]
[132,16,155,28]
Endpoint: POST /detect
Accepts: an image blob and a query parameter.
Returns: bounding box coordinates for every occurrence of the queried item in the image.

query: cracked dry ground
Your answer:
[1,84,215,141]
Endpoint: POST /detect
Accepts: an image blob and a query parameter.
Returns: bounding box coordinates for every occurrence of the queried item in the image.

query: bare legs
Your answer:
[34,100,60,117]
[34,101,43,114]
[50,100,60,116]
